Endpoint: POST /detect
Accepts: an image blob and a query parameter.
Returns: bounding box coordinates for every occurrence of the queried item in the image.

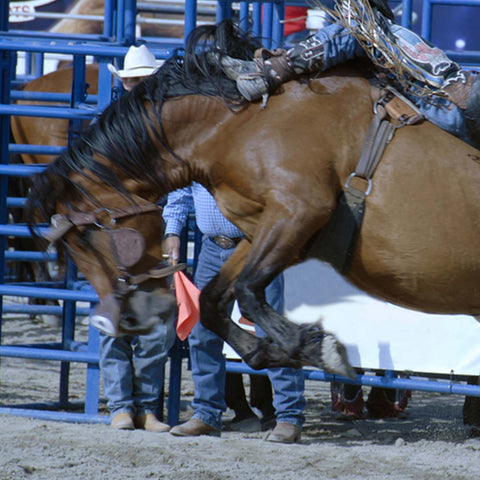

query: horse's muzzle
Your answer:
[90,287,177,337]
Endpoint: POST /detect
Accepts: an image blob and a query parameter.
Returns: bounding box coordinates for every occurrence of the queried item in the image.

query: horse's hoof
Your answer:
[321,333,356,379]
[118,315,157,336]
[299,322,356,379]
[90,312,119,337]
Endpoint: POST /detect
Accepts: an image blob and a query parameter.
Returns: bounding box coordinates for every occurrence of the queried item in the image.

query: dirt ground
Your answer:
[1,313,480,480]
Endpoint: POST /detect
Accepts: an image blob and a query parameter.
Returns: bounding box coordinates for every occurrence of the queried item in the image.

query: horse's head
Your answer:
[27,158,179,338]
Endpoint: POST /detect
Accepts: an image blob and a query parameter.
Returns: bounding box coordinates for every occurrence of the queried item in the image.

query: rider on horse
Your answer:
[221,0,480,150]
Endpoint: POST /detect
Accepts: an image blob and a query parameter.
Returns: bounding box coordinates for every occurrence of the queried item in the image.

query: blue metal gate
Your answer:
[0,0,191,424]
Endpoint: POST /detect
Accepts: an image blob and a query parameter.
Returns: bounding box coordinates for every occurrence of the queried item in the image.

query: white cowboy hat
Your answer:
[107,44,159,79]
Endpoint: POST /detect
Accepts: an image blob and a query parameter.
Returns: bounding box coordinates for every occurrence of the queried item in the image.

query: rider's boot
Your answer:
[331,382,365,420]
[221,23,364,102]
[221,36,325,102]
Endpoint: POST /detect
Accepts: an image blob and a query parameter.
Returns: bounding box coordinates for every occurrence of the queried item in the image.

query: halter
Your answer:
[42,201,185,291]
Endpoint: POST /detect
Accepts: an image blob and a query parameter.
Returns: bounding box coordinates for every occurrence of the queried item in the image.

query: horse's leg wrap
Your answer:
[222,36,325,102]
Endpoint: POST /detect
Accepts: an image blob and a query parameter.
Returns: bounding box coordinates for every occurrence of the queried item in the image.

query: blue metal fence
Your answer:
[0,0,183,424]
[1,0,480,426]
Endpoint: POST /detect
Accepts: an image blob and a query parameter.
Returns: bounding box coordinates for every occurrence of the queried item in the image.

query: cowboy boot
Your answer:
[330,382,365,420]
[366,386,410,418]
[463,376,480,437]
[221,35,326,102]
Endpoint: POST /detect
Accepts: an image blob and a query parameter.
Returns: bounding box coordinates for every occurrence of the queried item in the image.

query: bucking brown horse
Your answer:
[26,20,480,378]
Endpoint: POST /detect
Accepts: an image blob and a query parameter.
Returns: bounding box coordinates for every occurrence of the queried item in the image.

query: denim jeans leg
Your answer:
[188,237,231,430]
[257,275,306,428]
[131,314,177,417]
[99,333,135,417]
[412,94,468,141]
[315,23,366,71]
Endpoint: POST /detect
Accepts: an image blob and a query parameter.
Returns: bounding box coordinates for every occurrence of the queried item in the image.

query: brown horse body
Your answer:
[26,23,480,376]
[160,76,480,315]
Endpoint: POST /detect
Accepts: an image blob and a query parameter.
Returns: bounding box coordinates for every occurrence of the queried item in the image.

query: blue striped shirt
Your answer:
[163,183,244,238]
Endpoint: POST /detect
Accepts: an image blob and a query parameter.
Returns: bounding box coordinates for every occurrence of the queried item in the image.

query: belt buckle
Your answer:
[215,235,235,249]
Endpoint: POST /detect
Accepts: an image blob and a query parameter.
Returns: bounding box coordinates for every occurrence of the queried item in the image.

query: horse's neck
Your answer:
[161,95,231,190]
[160,73,375,197]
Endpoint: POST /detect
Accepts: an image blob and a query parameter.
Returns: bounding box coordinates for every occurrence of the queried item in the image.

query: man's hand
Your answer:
[164,234,180,264]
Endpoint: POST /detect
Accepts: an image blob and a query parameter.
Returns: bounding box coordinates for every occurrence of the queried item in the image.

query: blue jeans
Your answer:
[316,23,470,144]
[189,236,306,431]
[314,23,366,72]
[99,318,176,418]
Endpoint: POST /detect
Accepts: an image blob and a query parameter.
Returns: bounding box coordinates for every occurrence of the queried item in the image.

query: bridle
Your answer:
[40,200,184,337]
[42,201,184,293]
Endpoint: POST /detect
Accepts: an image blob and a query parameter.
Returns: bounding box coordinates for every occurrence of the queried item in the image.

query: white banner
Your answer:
[225,260,480,376]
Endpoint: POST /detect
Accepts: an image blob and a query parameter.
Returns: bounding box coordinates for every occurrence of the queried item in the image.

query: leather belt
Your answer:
[209,235,243,249]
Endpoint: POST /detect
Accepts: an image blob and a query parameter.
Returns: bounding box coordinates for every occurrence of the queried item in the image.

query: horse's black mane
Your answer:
[165,19,261,99]
[27,20,261,227]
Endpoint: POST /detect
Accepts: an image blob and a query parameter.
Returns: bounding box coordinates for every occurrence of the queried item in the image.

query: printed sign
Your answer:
[9,0,58,23]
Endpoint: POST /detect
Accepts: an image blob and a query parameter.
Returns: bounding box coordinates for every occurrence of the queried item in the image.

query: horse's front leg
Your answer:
[200,241,303,369]
[234,215,355,378]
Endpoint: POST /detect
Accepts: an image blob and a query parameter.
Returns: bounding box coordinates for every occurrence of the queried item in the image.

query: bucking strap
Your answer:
[347,103,396,186]
[376,86,424,125]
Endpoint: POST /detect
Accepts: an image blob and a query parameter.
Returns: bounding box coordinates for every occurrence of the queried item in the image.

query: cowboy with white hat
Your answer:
[108,44,160,91]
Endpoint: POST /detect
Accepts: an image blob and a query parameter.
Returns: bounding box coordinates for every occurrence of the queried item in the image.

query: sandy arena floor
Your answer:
[0,314,479,480]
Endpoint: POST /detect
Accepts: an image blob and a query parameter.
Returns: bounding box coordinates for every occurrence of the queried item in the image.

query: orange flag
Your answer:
[174,271,201,340]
